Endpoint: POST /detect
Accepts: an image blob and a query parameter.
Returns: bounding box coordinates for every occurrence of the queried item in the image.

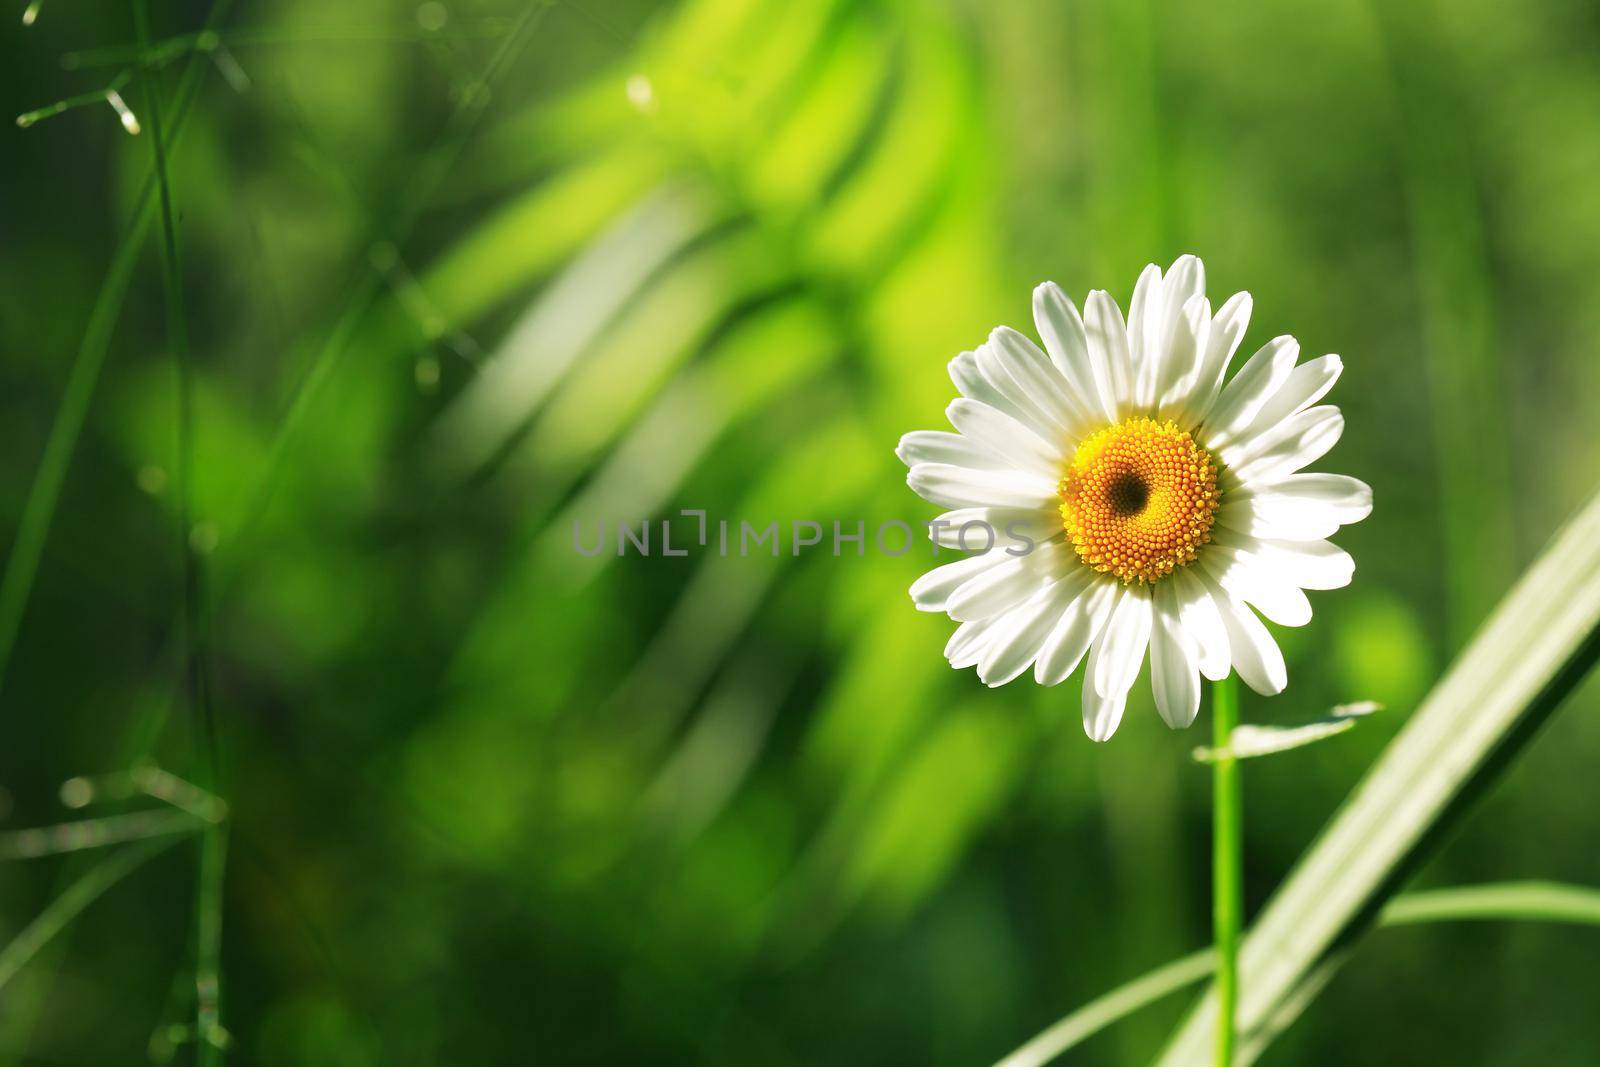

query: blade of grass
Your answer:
[1228,881,1600,1064]
[135,0,211,774]
[996,881,1600,1067]
[135,5,225,1062]
[194,825,228,1056]
[1154,487,1600,1065]
[1382,881,1600,926]
[995,950,1215,1067]
[0,836,185,992]
[14,69,141,133]
[0,0,234,699]
[0,3,231,1048]
[0,810,202,859]
[5,2,489,1055]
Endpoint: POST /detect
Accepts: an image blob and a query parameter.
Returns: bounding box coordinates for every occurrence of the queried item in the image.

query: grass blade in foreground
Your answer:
[995,950,1215,1067]
[1155,487,1600,1065]
[996,881,1600,1067]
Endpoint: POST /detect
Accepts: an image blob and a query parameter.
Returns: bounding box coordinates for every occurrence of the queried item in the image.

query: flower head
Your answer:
[898,256,1371,740]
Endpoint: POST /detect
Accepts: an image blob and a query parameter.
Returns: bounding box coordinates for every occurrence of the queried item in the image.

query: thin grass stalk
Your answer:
[135,5,224,1060]
[1211,675,1240,1066]
[0,8,231,1049]
[0,809,201,859]
[0,837,184,992]
[13,69,137,131]
[996,950,1217,1067]
[1382,881,1600,927]
[0,0,233,699]
[195,824,228,1056]
[134,0,212,773]
[3,0,471,1053]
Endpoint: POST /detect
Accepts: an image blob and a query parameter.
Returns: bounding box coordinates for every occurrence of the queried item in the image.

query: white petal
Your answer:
[1211,530,1356,591]
[1084,290,1134,416]
[1241,473,1372,527]
[1261,538,1356,591]
[1033,282,1116,425]
[1184,291,1252,426]
[907,463,1059,511]
[896,430,1008,471]
[1151,580,1201,728]
[946,615,1005,669]
[945,398,1064,479]
[1261,584,1314,627]
[1153,257,1206,415]
[1173,567,1231,680]
[1161,256,1206,323]
[986,326,1093,440]
[978,582,1077,686]
[1197,570,1287,696]
[1034,573,1113,685]
[1158,295,1211,420]
[1128,263,1165,408]
[949,348,1057,441]
[1241,353,1342,436]
[947,541,1070,621]
[1226,405,1344,483]
[910,552,1008,612]
[927,507,1059,550]
[1204,336,1299,447]
[1093,583,1153,699]
[1201,552,1313,628]
[1217,497,1336,542]
[1217,473,1371,542]
[1082,640,1129,742]
[974,337,1071,443]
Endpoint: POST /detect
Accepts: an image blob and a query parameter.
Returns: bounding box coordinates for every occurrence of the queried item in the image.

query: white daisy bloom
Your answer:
[898,255,1371,741]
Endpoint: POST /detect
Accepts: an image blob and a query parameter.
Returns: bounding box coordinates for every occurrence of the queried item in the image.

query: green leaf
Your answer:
[1191,702,1381,762]
[1155,489,1600,1065]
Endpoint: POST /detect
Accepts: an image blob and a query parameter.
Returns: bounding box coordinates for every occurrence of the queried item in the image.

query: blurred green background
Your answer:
[3,0,1600,1063]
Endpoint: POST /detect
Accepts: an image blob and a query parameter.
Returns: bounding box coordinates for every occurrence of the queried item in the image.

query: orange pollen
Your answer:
[1057,417,1221,585]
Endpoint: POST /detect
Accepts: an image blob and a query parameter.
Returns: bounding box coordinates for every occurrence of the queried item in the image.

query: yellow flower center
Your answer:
[1058,417,1221,585]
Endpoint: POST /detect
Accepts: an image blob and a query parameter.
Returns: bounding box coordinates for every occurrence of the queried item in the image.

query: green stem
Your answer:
[0,837,184,991]
[135,4,225,1062]
[195,823,228,1057]
[13,69,132,129]
[1212,674,1241,1067]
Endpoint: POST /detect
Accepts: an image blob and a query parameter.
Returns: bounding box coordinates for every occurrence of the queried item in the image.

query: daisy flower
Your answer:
[897,256,1371,740]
